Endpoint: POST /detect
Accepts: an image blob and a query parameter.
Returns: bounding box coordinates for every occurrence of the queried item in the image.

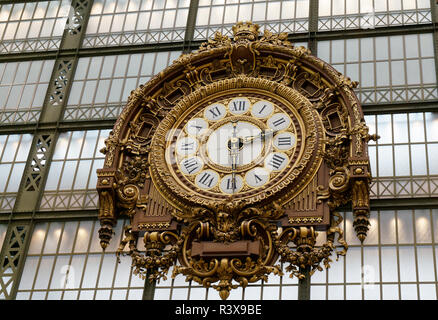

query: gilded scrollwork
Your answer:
[97,21,373,299]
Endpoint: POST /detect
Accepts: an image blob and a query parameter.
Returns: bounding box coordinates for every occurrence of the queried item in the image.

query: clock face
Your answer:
[159,90,308,204]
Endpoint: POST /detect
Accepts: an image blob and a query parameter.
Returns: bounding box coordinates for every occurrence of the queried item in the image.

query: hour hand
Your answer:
[242,129,276,144]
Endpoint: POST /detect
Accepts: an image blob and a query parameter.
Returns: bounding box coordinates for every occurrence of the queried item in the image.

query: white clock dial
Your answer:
[264,152,289,171]
[245,167,270,188]
[179,156,204,175]
[186,118,208,136]
[220,174,244,194]
[176,136,198,156]
[267,113,291,131]
[195,169,220,190]
[228,97,250,115]
[206,121,262,167]
[204,103,227,121]
[273,132,296,150]
[251,100,274,118]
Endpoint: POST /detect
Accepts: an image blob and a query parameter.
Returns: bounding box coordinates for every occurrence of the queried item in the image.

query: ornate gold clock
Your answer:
[97,22,375,300]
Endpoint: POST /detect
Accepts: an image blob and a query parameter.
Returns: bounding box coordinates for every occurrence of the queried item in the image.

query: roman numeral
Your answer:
[258,105,267,114]
[198,172,214,187]
[268,154,286,170]
[231,100,247,111]
[182,158,200,174]
[254,174,262,184]
[190,125,203,132]
[208,106,222,118]
[277,136,292,146]
[180,142,195,151]
[272,117,286,127]
[226,178,236,190]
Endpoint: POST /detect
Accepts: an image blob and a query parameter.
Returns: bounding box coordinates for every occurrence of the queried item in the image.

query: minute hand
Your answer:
[242,129,276,144]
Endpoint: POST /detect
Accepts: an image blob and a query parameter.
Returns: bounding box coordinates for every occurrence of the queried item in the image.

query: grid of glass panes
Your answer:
[39,130,109,211]
[366,112,438,198]
[0,134,33,213]
[0,60,55,125]
[0,1,71,54]
[318,0,432,31]
[64,51,181,121]
[311,209,438,300]
[15,219,145,299]
[194,0,309,40]
[82,0,189,48]
[155,263,299,300]
[317,33,437,104]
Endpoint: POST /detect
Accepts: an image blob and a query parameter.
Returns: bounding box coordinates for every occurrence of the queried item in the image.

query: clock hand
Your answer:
[242,129,277,144]
[229,121,240,193]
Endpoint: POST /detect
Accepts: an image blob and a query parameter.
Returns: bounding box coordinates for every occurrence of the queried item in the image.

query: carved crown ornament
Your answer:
[97,22,376,300]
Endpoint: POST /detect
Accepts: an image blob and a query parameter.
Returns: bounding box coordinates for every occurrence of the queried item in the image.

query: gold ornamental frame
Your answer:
[96,22,376,300]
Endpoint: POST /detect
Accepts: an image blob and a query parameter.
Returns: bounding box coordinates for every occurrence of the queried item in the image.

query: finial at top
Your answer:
[232,21,260,41]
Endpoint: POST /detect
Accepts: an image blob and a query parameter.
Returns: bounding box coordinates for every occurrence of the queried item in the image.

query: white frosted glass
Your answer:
[74,221,93,253]
[328,251,344,283]
[32,83,48,107]
[98,15,112,33]
[59,160,78,190]
[421,59,436,84]
[82,254,101,288]
[43,222,63,253]
[410,144,427,175]
[45,161,63,190]
[346,39,359,63]
[223,5,237,24]
[196,7,209,25]
[398,210,414,243]
[113,255,132,287]
[381,247,398,282]
[328,285,343,300]
[375,37,388,60]
[310,285,326,300]
[345,63,359,82]
[331,40,344,64]
[128,289,144,300]
[154,288,171,300]
[261,286,279,300]
[377,146,394,177]
[62,290,79,300]
[189,287,207,300]
[6,163,25,192]
[409,113,425,142]
[419,33,434,57]
[59,222,78,253]
[417,246,434,281]
[400,284,417,299]
[296,0,309,18]
[364,212,378,245]
[393,113,409,143]
[281,286,297,300]
[415,210,432,243]
[171,288,189,300]
[319,0,331,16]
[78,290,94,300]
[362,247,379,286]
[95,290,110,299]
[399,246,416,281]
[376,62,389,86]
[0,164,11,192]
[405,35,419,58]
[360,62,374,87]
[427,144,438,174]
[253,3,266,21]
[18,256,39,290]
[390,36,404,59]
[52,134,69,159]
[80,80,97,104]
[50,255,72,289]
[34,256,55,289]
[149,11,163,29]
[162,10,175,28]
[2,134,20,162]
[419,284,437,300]
[73,160,92,189]
[394,145,410,176]
[88,57,103,79]
[112,289,127,300]
[267,2,281,20]
[380,211,396,244]
[346,285,362,300]
[28,223,47,254]
[108,78,124,102]
[346,247,361,283]
[406,60,421,85]
[382,284,398,299]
